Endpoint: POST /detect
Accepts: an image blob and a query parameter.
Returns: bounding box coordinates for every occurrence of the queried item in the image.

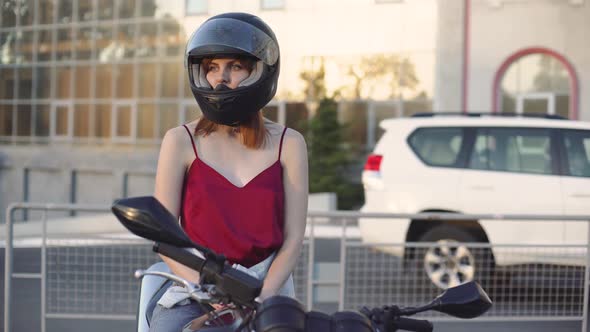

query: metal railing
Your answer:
[3,203,590,331]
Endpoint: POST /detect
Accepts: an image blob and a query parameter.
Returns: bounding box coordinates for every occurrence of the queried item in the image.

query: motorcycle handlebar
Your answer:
[395,317,434,332]
[154,242,262,307]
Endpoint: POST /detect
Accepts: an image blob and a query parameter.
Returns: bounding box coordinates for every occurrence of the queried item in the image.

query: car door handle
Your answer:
[469,185,494,191]
[569,193,590,198]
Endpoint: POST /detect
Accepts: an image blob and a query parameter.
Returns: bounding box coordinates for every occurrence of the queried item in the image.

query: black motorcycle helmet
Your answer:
[185,12,280,126]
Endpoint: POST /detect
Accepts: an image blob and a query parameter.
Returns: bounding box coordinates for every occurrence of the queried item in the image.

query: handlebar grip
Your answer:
[395,317,433,332]
[154,243,204,272]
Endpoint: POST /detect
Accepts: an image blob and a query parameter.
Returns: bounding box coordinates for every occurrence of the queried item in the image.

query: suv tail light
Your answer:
[364,154,383,171]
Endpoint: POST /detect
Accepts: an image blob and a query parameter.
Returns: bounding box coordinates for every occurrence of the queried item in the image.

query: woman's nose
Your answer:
[218,68,231,84]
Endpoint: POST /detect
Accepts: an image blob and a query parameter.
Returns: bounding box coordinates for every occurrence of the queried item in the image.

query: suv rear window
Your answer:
[408,128,463,167]
[468,128,553,175]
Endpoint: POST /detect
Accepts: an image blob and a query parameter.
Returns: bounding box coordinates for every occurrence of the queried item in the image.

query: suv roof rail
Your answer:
[410,112,567,120]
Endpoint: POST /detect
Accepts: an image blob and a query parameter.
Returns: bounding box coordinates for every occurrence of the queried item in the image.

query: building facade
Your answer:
[0,0,437,221]
[435,0,590,120]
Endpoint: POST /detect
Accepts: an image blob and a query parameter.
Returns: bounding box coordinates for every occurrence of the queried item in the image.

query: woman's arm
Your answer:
[154,126,201,284]
[259,129,309,300]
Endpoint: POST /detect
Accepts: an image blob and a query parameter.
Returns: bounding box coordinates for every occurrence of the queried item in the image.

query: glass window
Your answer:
[115,105,132,137]
[468,128,553,175]
[182,103,201,123]
[16,105,32,136]
[55,66,72,99]
[261,0,285,10]
[54,104,70,136]
[563,130,590,178]
[95,26,113,61]
[17,67,33,99]
[74,66,92,98]
[20,1,35,25]
[186,0,207,15]
[159,104,178,138]
[56,27,73,61]
[0,31,17,64]
[78,0,94,21]
[1,1,17,27]
[95,64,112,98]
[137,23,158,58]
[116,23,137,59]
[161,20,182,56]
[183,70,192,98]
[501,54,571,118]
[37,30,52,62]
[409,128,464,167]
[16,29,36,63]
[138,63,157,98]
[95,104,111,138]
[137,104,155,138]
[160,63,180,98]
[75,27,94,60]
[39,0,55,24]
[74,104,91,137]
[117,0,136,19]
[115,64,133,98]
[97,0,114,20]
[35,104,50,136]
[0,68,16,100]
[57,0,73,23]
[0,105,14,136]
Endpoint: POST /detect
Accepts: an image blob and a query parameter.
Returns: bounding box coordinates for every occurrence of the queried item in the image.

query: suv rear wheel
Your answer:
[417,225,494,290]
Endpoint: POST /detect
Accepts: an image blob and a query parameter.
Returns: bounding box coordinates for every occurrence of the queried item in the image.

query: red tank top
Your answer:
[180,125,287,268]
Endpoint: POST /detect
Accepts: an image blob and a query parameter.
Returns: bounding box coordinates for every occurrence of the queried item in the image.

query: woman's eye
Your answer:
[208,66,218,72]
[232,64,243,71]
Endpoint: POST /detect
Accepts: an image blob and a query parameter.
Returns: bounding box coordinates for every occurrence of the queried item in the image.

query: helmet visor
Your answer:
[186,18,279,66]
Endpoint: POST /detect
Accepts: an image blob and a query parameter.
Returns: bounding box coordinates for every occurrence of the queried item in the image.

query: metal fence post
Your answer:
[41,208,47,332]
[4,205,16,332]
[306,217,315,310]
[582,220,590,332]
[338,217,347,311]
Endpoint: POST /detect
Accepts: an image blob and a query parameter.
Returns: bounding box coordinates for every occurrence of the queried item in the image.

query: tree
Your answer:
[305,98,364,210]
[346,54,419,99]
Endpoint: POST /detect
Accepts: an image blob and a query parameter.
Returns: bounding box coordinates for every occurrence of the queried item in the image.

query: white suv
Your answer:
[359,113,590,289]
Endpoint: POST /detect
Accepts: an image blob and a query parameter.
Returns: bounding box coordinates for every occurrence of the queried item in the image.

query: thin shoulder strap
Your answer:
[278,127,288,161]
[182,124,198,157]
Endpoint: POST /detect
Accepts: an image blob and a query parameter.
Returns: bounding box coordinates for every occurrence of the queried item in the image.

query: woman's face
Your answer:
[205,58,251,89]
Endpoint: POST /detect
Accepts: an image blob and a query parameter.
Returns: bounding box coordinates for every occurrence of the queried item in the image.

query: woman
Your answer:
[150,12,308,332]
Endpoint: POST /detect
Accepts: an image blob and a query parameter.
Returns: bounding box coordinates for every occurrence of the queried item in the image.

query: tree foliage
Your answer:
[347,54,419,99]
[305,98,364,209]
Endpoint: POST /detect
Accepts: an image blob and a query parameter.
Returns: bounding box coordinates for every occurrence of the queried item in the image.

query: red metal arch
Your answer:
[491,47,579,119]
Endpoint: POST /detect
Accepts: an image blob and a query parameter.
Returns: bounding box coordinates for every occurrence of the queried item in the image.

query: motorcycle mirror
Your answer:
[111,196,196,249]
[431,281,492,318]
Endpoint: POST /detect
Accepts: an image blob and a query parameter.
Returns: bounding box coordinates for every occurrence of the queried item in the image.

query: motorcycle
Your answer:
[111,196,492,332]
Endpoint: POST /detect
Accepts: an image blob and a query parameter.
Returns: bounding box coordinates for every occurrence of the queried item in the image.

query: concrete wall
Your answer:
[435,0,590,120]
[0,145,158,223]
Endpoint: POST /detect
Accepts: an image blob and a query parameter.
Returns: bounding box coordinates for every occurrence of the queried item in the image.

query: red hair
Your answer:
[194,113,268,149]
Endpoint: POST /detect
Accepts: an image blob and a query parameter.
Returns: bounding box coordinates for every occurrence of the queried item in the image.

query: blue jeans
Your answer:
[148,301,206,332]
